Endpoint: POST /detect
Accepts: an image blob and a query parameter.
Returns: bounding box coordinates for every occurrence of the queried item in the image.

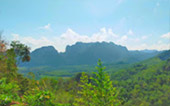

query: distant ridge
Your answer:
[20,42,160,67]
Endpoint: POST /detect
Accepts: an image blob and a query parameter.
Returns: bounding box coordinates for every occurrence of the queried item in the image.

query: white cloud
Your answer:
[132,38,140,42]
[120,35,128,41]
[11,33,20,40]
[161,32,170,39]
[11,28,120,52]
[127,29,134,35]
[141,36,148,40]
[158,40,162,44]
[11,29,170,52]
[127,43,169,51]
[12,34,54,51]
[39,24,51,30]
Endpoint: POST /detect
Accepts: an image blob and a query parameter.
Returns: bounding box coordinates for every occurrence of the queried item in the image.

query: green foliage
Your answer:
[0,78,20,106]
[23,90,55,106]
[112,57,170,106]
[74,59,120,106]
[92,60,120,106]
[74,72,94,106]
[10,41,30,64]
[0,49,18,80]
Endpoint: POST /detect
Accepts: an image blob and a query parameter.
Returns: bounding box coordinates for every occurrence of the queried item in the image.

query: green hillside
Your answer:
[19,50,170,105]
[111,50,170,106]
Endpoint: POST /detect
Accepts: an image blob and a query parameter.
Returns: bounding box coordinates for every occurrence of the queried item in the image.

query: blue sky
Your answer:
[0,0,169,52]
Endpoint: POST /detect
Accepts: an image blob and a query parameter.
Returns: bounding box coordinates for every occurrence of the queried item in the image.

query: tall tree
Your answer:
[10,41,31,64]
[74,59,120,106]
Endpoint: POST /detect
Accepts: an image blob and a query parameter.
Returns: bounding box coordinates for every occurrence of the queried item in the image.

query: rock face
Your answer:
[63,42,129,65]
[20,42,160,67]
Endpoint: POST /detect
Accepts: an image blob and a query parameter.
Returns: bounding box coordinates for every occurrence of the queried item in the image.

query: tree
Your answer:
[10,41,31,64]
[74,59,120,106]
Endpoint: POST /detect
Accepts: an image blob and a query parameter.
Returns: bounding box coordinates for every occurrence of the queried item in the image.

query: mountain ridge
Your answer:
[20,42,161,67]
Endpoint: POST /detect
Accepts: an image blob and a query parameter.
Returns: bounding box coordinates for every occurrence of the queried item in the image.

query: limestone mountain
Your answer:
[20,42,160,67]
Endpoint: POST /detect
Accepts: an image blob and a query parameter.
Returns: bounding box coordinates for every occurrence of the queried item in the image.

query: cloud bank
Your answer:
[161,32,170,39]
[11,28,169,52]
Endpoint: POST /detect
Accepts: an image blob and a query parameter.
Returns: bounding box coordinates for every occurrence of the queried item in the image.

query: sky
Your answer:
[0,0,169,52]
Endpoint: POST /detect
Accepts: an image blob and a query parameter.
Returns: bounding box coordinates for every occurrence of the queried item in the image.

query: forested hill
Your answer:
[111,50,170,106]
[20,42,160,67]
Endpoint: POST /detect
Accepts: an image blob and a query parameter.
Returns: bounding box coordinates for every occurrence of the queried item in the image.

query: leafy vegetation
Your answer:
[74,60,120,106]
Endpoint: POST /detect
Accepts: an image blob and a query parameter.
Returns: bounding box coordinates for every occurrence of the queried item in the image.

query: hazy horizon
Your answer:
[28,41,166,53]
